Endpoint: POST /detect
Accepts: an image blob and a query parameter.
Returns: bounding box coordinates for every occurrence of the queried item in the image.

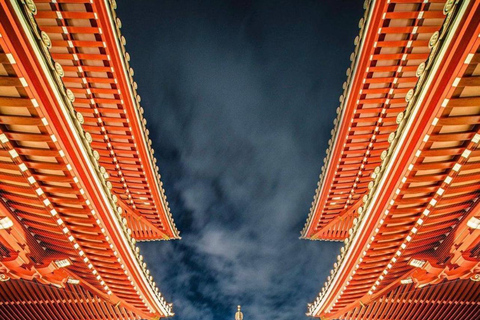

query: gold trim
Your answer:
[14,0,174,316]
[104,0,180,240]
[301,0,373,239]
[306,0,464,316]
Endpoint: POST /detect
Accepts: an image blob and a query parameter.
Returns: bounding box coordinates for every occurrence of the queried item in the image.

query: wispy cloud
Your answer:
[117,1,363,319]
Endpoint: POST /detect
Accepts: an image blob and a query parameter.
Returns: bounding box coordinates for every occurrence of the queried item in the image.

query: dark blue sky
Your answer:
[116,1,363,320]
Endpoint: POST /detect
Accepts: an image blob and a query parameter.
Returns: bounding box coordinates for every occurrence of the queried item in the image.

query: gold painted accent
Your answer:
[85,132,92,143]
[405,89,414,102]
[0,274,10,282]
[41,31,51,49]
[54,62,64,77]
[416,62,425,77]
[380,150,388,160]
[66,89,75,102]
[25,0,36,15]
[429,31,439,49]
[27,13,40,38]
[396,112,404,124]
[388,132,396,143]
[76,112,84,124]
[358,18,364,29]
[443,0,455,15]
[93,150,100,160]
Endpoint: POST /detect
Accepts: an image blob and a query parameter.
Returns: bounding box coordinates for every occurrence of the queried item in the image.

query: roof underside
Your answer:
[307,0,480,319]
[0,279,141,320]
[343,279,480,320]
[303,0,449,240]
[33,0,178,241]
[0,0,173,318]
[0,20,153,319]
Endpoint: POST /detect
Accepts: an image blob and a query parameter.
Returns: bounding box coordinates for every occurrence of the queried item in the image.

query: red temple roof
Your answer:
[0,279,145,320]
[33,0,179,241]
[301,0,451,241]
[0,0,178,318]
[303,0,480,319]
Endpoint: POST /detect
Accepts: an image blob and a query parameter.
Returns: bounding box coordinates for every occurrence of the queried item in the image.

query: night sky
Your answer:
[116,1,363,320]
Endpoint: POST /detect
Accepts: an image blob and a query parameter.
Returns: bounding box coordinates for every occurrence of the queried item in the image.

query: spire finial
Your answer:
[235,305,243,320]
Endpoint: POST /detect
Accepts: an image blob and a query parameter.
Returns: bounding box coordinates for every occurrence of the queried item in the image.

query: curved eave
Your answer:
[2,0,175,317]
[301,0,382,239]
[96,0,180,240]
[307,1,478,317]
[30,0,180,241]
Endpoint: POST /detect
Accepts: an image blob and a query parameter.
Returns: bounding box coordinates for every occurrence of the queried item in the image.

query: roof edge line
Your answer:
[99,0,180,239]
[307,0,468,316]
[10,0,174,316]
[301,0,377,238]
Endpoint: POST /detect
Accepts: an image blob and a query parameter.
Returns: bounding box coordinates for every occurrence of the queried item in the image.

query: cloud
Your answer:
[116,1,363,320]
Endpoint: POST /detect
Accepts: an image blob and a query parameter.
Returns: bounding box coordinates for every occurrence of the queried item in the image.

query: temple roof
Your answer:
[0,0,177,318]
[304,0,480,318]
[301,0,452,241]
[32,0,179,241]
[0,279,143,320]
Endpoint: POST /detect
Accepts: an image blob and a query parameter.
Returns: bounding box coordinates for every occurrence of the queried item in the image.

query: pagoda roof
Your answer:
[341,279,480,320]
[0,0,176,318]
[304,0,480,319]
[301,0,452,241]
[31,0,179,241]
[0,279,144,320]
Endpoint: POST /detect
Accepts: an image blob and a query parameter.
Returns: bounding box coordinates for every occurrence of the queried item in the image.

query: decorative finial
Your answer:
[235,305,243,320]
